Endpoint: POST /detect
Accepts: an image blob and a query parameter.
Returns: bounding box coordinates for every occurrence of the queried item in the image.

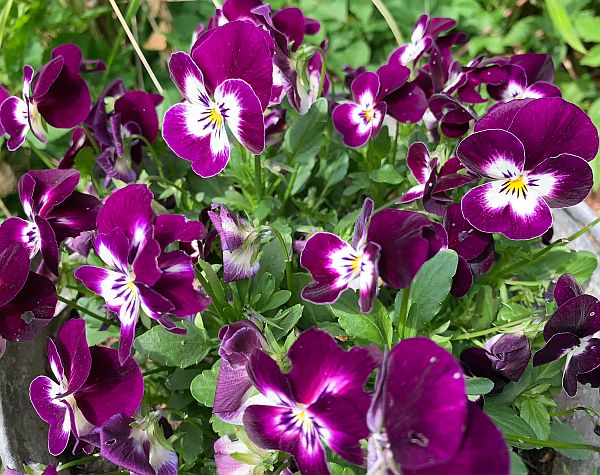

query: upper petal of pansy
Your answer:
[153,214,206,250]
[403,403,509,475]
[247,350,295,405]
[45,191,102,244]
[485,333,531,382]
[55,319,92,393]
[487,65,527,101]
[273,7,309,52]
[351,72,380,107]
[461,181,553,240]
[533,332,580,367]
[0,96,29,151]
[287,328,380,406]
[0,84,9,136]
[406,142,433,185]
[554,274,583,307]
[384,338,467,470]
[214,78,266,155]
[75,347,143,425]
[384,82,428,124]
[162,102,230,178]
[351,198,374,249]
[0,242,29,307]
[300,232,357,304]
[114,91,162,142]
[456,129,525,179]
[444,203,492,261]
[376,63,410,98]
[451,255,474,298]
[527,153,593,208]
[506,98,599,169]
[512,53,555,83]
[132,235,162,286]
[168,51,210,105]
[94,229,130,274]
[20,168,80,219]
[543,294,600,340]
[97,184,154,248]
[191,21,273,110]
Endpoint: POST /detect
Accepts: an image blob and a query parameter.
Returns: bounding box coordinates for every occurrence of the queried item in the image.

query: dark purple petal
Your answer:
[533,332,580,367]
[192,21,273,110]
[543,294,600,340]
[485,333,531,382]
[35,217,57,275]
[451,255,473,297]
[214,358,255,424]
[487,65,527,101]
[114,91,162,142]
[554,274,583,307]
[46,191,101,244]
[55,319,92,393]
[406,142,433,185]
[383,82,427,123]
[0,242,29,306]
[444,203,492,261]
[222,0,262,20]
[511,53,555,83]
[168,51,210,105]
[273,7,308,52]
[384,338,467,470]
[460,347,499,381]
[357,241,381,314]
[247,350,295,405]
[0,96,29,151]
[94,228,131,274]
[376,63,410,98]
[153,214,206,249]
[351,198,374,249]
[524,81,561,99]
[562,338,600,397]
[132,235,162,286]
[0,217,39,258]
[21,168,80,218]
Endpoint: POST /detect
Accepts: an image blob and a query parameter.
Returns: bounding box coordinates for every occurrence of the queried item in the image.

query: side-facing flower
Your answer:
[456,98,597,240]
[0,242,57,341]
[0,169,101,274]
[215,432,291,475]
[300,198,381,313]
[272,7,320,52]
[367,338,509,475]
[0,45,92,150]
[163,21,273,177]
[97,412,177,475]
[533,274,600,396]
[209,205,261,283]
[332,72,386,148]
[243,328,380,475]
[29,319,143,455]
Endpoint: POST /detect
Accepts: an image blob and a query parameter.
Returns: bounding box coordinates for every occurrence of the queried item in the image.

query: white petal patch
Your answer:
[328,245,362,290]
[484,157,523,180]
[526,171,557,199]
[484,178,543,217]
[183,74,211,106]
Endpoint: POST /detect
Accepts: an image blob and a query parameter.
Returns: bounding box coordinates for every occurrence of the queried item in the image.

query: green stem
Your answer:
[504,434,600,453]
[58,455,100,471]
[130,134,165,178]
[27,141,55,168]
[390,124,400,164]
[375,195,398,213]
[272,462,292,475]
[451,315,537,341]
[143,366,170,377]
[371,0,403,45]
[57,295,119,327]
[81,124,100,155]
[103,0,141,83]
[398,286,410,339]
[254,153,263,202]
[271,227,293,290]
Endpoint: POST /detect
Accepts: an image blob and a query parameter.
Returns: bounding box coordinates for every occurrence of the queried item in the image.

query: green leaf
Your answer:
[485,403,537,449]
[510,452,528,475]
[576,13,600,42]
[262,290,292,312]
[190,361,220,407]
[285,98,328,163]
[175,418,204,463]
[467,377,494,396]
[520,398,551,439]
[405,250,458,336]
[328,462,356,474]
[134,321,211,368]
[549,420,592,460]
[581,44,600,67]
[210,415,239,437]
[546,0,587,53]
[330,291,392,348]
[369,164,404,185]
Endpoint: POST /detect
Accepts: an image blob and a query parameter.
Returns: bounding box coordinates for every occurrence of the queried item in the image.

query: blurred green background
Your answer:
[0,0,599,180]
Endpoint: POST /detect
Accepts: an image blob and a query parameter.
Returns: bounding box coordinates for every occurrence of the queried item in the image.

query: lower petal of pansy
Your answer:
[0,96,29,151]
[533,332,580,367]
[36,216,59,275]
[117,290,141,364]
[214,79,266,155]
[74,266,129,311]
[30,376,71,456]
[0,242,29,306]
[332,103,372,148]
[222,244,260,284]
[563,338,600,397]
[0,217,40,258]
[163,103,230,178]
[398,184,426,204]
[357,242,381,314]
[461,181,552,240]
[524,82,561,99]
[528,154,593,208]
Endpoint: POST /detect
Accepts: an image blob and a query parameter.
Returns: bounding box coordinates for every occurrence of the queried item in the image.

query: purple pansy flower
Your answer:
[533,274,600,396]
[272,7,320,52]
[0,84,9,136]
[75,184,210,363]
[456,98,597,240]
[0,45,92,151]
[0,169,101,274]
[428,93,477,139]
[214,320,269,424]
[332,72,387,148]
[368,338,510,475]
[29,319,144,456]
[243,328,380,475]
[300,198,381,313]
[96,412,177,475]
[208,205,261,283]
[0,242,57,341]
[163,21,273,177]
[443,203,494,297]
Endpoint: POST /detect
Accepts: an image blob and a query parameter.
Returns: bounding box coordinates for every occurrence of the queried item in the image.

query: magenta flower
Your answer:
[457,98,597,240]
[29,319,144,456]
[163,21,273,177]
[534,274,600,396]
[0,169,101,274]
[300,199,381,313]
[0,44,92,151]
[0,242,57,341]
[75,184,210,363]
[272,6,320,52]
[243,328,380,474]
[332,72,387,148]
[368,338,509,475]
[215,434,291,475]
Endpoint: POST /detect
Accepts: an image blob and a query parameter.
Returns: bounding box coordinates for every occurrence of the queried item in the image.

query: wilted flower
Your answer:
[0,169,101,274]
[163,21,273,177]
[243,328,380,474]
[367,338,509,475]
[533,274,600,396]
[457,97,597,240]
[301,198,381,313]
[0,44,93,151]
[29,319,144,455]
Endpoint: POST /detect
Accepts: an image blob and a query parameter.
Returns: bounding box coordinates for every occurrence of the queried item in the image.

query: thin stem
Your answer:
[57,295,119,328]
[504,434,600,453]
[82,124,101,155]
[451,315,537,341]
[130,134,165,178]
[371,0,403,45]
[390,123,400,164]
[272,462,292,475]
[108,0,164,94]
[398,286,410,339]
[0,197,11,218]
[58,455,100,471]
[143,366,170,377]
[27,141,55,168]
[270,227,293,290]
[254,153,263,202]
[102,0,141,83]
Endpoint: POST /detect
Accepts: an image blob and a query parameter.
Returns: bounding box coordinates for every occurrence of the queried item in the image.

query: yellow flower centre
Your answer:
[500,175,528,199]
[363,107,374,122]
[208,107,224,126]
[350,254,362,273]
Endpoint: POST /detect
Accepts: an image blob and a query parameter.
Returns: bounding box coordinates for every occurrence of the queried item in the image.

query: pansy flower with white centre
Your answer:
[0,169,101,275]
[163,21,273,177]
[243,328,381,475]
[534,274,600,396]
[332,72,387,148]
[487,64,561,103]
[301,198,381,313]
[29,319,143,456]
[456,98,598,240]
[0,45,93,151]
